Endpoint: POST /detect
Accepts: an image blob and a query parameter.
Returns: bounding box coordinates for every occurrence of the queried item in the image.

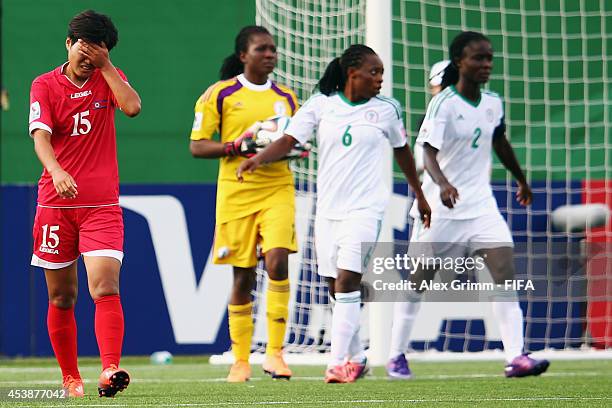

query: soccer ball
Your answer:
[150,350,173,365]
[245,115,311,160]
[255,115,291,145]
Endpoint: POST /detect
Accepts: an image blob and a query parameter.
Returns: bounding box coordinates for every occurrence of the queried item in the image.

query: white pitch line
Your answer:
[0,370,606,386]
[0,364,222,374]
[25,396,612,408]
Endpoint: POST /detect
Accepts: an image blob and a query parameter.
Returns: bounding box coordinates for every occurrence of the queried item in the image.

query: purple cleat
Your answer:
[505,353,550,378]
[386,354,412,379]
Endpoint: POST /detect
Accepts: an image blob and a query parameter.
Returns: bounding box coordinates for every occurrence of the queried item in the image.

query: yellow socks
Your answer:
[228,278,290,360]
[228,302,254,362]
[266,278,290,356]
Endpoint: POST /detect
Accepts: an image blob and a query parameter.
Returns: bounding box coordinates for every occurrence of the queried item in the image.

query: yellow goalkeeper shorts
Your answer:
[213,203,297,268]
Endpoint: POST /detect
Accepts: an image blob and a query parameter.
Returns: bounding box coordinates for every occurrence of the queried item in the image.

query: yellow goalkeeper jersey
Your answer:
[190,74,299,224]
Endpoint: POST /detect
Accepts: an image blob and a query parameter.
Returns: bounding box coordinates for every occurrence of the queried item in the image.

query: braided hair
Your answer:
[442,31,490,86]
[316,44,377,95]
[220,25,271,80]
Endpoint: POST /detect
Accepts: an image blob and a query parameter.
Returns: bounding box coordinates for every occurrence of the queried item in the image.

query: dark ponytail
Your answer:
[219,25,271,80]
[445,31,490,86]
[317,57,344,95]
[219,54,244,80]
[316,44,376,95]
[441,63,459,87]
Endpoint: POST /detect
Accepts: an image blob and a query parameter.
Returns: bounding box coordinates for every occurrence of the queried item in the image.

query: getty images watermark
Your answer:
[370,251,533,292]
[360,241,599,302]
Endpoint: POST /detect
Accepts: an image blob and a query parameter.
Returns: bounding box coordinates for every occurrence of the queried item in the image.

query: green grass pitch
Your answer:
[0,356,610,407]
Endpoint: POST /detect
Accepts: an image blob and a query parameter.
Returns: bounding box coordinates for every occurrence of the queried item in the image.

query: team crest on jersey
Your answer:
[29,101,41,122]
[420,126,429,138]
[365,110,379,123]
[486,108,495,123]
[92,99,108,110]
[274,101,287,116]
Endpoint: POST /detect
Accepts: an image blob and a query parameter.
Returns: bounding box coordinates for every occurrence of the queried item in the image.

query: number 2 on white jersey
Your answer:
[71,110,91,136]
[471,127,481,149]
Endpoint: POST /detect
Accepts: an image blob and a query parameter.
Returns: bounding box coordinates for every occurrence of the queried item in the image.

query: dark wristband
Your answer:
[224,142,238,157]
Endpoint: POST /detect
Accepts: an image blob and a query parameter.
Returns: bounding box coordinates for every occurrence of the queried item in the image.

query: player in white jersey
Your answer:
[237,44,431,383]
[387,60,451,380]
[389,31,550,379]
[413,60,450,176]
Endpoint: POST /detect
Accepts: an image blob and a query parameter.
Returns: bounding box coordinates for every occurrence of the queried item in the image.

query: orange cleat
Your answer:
[262,352,292,380]
[324,365,350,383]
[62,375,84,398]
[345,358,369,382]
[226,360,252,383]
[98,364,130,397]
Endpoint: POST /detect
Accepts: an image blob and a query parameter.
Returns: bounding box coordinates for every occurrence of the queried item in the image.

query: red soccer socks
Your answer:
[94,295,124,369]
[47,303,81,382]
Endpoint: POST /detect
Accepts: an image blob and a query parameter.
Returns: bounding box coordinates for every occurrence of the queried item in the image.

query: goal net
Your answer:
[390,0,611,355]
[212,0,612,364]
[251,0,367,358]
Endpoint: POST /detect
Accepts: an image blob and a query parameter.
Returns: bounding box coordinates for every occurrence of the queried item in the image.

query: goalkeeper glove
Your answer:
[224,119,312,160]
[284,143,311,159]
[224,122,262,157]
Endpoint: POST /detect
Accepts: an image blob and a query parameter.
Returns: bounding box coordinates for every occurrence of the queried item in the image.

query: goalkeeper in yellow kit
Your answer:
[189,25,299,382]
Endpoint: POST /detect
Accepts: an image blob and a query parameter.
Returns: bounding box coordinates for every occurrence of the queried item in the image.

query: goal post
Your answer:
[364,0,395,367]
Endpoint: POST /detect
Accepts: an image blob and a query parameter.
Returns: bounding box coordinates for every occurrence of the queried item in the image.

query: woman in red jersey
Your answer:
[28,10,140,398]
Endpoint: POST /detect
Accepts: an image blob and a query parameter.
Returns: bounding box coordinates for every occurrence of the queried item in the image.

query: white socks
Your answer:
[387,288,524,363]
[491,298,524,362]
[348,324,366,363]
[389,293,422,359]
[329,291,361,367]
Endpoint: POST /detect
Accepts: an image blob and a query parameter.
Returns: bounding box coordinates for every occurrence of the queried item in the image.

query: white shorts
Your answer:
[315,216,382,278]
[409,211,513,258]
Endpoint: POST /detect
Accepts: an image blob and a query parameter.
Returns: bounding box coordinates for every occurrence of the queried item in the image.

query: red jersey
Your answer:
[29,63,127,207]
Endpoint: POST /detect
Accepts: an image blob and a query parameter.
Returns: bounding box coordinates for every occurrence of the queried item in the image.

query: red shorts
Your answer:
[31,205,124,269]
